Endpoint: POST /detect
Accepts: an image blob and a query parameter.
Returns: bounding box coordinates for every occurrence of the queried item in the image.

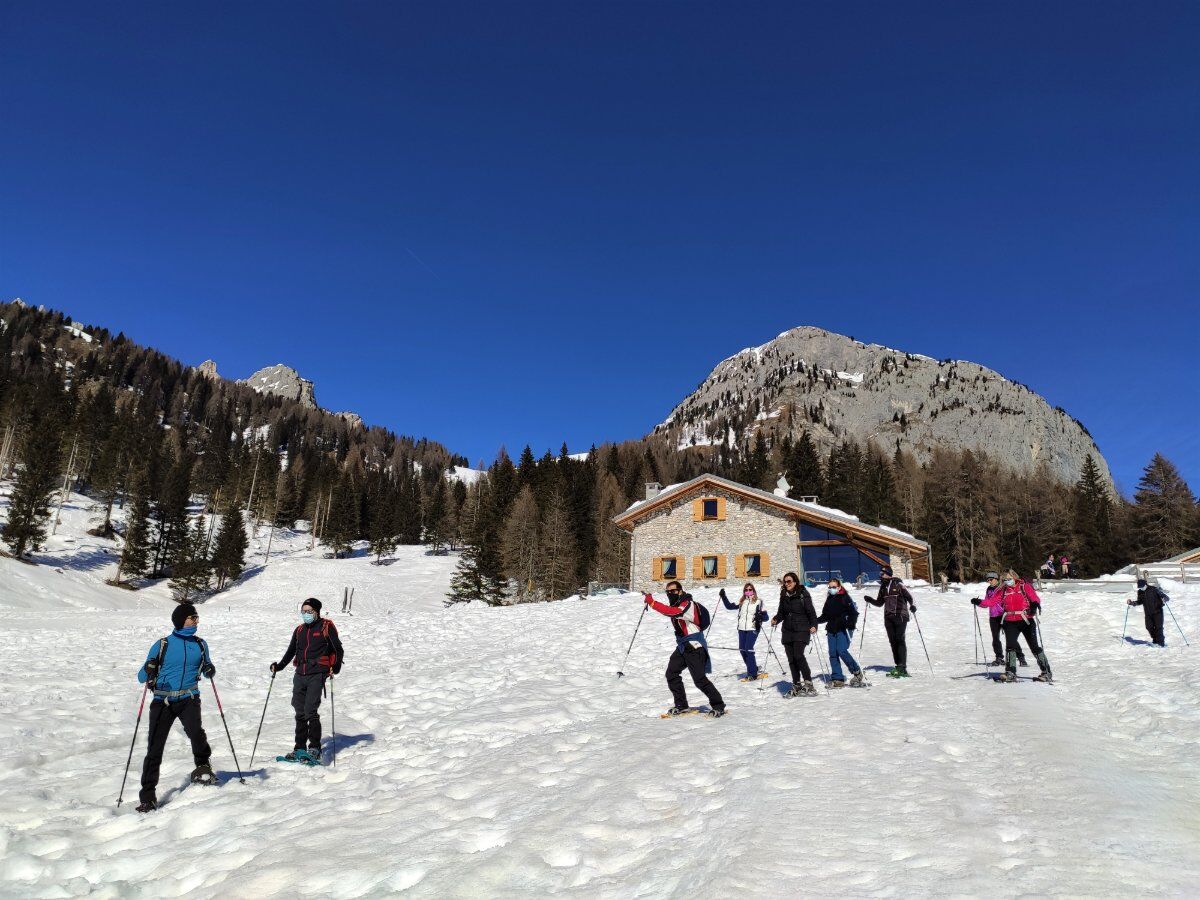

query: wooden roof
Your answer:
[1165,547,1200,564]
[613,473,929,554]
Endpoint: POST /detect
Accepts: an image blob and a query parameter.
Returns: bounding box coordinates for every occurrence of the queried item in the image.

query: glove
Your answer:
[1030,601,1041,616]
[333,661,342,675]
[909,605,917,614]
[270,662,280,673]
[971,598,982,606]
[201,662,216,679]
[643,593,654,606]
[719,588,728,601]
[1127,600,1134,606]
[143,659,160,682]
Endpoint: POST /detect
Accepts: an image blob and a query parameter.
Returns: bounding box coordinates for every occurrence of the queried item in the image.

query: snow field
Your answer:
[1,493,1198,897]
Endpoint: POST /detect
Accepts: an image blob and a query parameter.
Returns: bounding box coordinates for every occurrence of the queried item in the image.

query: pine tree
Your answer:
[785,430,824,499]
[503,485,540,598]
[740,431,772,490]
[593,471,630,586]
[1132,454,1197,561]
[422,478,448,553]
[170,515,212,601]
[1,405,65,559]
[211,502,248,590]
[823,441,863,514]
[368,492,398,562]
[274,471,302,529]
[447,480,506,605]
[1072,455,1116,577]
[153,457,192,577]
[323,474,360,558]
[116,473,153,585]
[538,484,578,599]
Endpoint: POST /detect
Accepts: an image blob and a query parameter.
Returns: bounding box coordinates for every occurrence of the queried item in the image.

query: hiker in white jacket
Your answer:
[721,584,767,681]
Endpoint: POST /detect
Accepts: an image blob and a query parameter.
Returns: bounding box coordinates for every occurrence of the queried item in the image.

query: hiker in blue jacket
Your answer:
[135,602,216,812]
[817,579,866,688]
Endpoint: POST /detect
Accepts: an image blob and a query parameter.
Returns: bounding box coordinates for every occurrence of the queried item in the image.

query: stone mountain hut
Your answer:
[612,473,933,592]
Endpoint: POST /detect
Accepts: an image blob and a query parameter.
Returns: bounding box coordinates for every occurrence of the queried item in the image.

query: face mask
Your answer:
[178,625,197,636]
[828,587,839,595]
[1004,579,1015,587]
[302,612,315,625]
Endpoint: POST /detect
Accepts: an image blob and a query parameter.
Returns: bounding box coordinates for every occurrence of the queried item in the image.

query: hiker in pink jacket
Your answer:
[992,572,1052,682]
[971,572,1027,667]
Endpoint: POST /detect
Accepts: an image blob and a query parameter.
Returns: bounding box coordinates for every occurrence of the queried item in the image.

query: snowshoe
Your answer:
[278,749,320,765]
[190,763,217,786]
[304,748,323,763]
[660,707,699,719]
[848,671,869,688]
[706,708,728,718]
[801,680,817,696]
[896,668,911,678]
[996,672,1017,683]
[135,799,157,813]
[783,685,802,698]
[885,667,899,678]
[1033,672,1053,683]
[827,679,847,689]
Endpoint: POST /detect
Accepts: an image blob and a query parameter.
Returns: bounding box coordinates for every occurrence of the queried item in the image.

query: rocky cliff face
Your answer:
[241,364,318,408]
[657,326,1113,488]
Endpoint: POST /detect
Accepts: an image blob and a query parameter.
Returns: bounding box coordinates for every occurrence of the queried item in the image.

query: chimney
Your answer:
[645,482,661,501]
[799,495,819,504]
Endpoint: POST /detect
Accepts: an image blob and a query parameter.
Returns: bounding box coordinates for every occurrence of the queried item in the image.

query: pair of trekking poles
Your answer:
[117,669,337,806]
[860,597,935,674]
[1121,602,1190,646]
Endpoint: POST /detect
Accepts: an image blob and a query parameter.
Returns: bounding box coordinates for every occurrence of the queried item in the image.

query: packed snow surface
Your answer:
[1,493,1199,897]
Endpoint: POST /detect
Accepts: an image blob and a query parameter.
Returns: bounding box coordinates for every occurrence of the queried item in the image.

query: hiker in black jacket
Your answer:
[771,572,819,697]
[271,598,344,762]
[865,566,917,678]
[1129,579,1169,647]
[817,579,866,687]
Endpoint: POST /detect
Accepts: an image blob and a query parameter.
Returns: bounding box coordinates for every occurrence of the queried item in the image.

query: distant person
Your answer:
[972,572,1027,667]
[1040,555,1057,579]
[994,571,1052,683]
[865,566,917,678]
[720,584,767,681]
[645,583,726,717]
[1128,578,1168,647]
[771,572,819,697]
[1059,556,1072,579]
[271,598,344,763]
[135,602,216,813]
[817,578,866,687]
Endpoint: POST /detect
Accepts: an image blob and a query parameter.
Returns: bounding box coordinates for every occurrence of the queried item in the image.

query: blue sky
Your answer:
[3,2,1197,494]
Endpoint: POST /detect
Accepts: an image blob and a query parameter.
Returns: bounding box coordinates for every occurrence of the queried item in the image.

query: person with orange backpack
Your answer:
[271,598,344,762]
[994,571,1052,683]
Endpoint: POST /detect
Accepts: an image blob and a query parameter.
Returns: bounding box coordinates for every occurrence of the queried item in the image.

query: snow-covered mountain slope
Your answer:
[1,496,1197,896]
[658,326,1114,488]
[241,363,319,409]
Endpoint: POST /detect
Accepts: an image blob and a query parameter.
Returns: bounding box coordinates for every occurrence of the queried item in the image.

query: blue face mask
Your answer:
[302,612,315,625]
[178,625,197,636]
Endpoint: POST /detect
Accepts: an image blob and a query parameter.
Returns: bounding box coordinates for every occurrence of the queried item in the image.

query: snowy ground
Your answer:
[2,493,1199,897]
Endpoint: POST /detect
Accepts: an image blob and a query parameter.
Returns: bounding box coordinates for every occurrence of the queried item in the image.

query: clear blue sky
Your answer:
[3,2,1197,495]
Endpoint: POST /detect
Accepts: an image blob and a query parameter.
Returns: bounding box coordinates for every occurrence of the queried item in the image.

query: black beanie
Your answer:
[172,602,198,630]
[302,597,322,615]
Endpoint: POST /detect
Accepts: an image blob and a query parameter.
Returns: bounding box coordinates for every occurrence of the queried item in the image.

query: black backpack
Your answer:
[694,600,712,631]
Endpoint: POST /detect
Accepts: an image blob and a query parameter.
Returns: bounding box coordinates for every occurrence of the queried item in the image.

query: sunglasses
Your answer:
[186,615,200,622]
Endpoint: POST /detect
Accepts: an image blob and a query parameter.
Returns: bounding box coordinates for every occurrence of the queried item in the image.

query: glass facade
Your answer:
[799,523,887,585]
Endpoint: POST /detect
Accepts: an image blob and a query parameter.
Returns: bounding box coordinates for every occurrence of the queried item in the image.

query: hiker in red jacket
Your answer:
[645,582,726,717]
[994,572,1052,682]
[271,598,344,761]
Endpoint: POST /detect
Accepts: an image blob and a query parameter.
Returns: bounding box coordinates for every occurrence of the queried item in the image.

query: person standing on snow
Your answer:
[135,602,216,813]
[865,566,917,678]
[1128,578,1169,647]
[720,583,767,681]
[645,582,726,717]
[1040,555,1057,579]
[771,572,819,697]
[972,572,1027,667]
[995,571,1052,682]
[1059,556,1072,579]
[817,578,866,688]
[271,598,344,762]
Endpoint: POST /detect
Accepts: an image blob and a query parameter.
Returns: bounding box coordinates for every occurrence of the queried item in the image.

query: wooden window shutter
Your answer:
[734,554,745,578]
[760,552,771,577]
[692,499,704,522]
[716,498,727,520]
[652,557,663,581]
[717,554,727,578]
[693,556,704,579]
[673,556,684,578]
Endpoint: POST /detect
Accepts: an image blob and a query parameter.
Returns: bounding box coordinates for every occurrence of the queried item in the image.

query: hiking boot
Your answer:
[304,747,322,762]
[784,685,803,698]
[849,671,864,687]
[190,763,216,785]
[664,706,692,717]
[1018,656,1029,667]
[708,708,727,718]
[989,657,1004,666]
[1033,672,1052,683]
[828,678,847,688]
[283,749,306,762]
[135,799,157,813]
[885,667,900,678]
[897,667,911,678]
[801,680,817,696]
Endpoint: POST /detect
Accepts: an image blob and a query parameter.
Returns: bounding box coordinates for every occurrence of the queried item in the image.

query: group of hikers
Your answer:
[642,564,939,716]
[1039,554,1072,579]
[125,597,343,813]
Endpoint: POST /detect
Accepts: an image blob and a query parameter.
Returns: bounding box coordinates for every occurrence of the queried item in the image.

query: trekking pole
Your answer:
[208,681,247,784]
[758,624,784,692]
[974,609,989,666]
[972,605,980,665]
[1121,604,1130,642]
[617,603,649,678]
[116,682,150,807]
[328,674,337,767]
[247,671,276,769]
[809,631,828,684]
[859,598,869,653]
[911,611,935,675]
[1165,603,1190,647]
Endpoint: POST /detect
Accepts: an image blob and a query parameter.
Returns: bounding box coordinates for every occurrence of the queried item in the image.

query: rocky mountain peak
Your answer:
[196,359,220,380]
[241,364,318,408]
[657,326,1114,489]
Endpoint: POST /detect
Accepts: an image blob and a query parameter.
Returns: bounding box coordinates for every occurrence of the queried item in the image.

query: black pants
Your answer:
[666,644,725,712]
[1003,620,1049,675]
[140,696,210,803]
[292,672,328,750]
[1145,610,1165,645]
[988,616,1026,661]
[783,639,813,684]
[884,616,908,669]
